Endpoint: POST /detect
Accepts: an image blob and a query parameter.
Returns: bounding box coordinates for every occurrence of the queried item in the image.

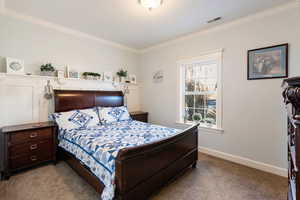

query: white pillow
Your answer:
[52,108,100,130]
[98,106,131,124]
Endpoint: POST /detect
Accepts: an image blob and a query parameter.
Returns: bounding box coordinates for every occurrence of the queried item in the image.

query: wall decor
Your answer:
[103,72,113,82]
[153,70,164,83]
[116,69,128,83]
[129,74,137,84]
[247,43,288,80]
[68,71,80,79]
[44,80,53,100]
[82,72,101,80]
[6,58,25,75]
[57,70,65,78]
[40,63,56,76]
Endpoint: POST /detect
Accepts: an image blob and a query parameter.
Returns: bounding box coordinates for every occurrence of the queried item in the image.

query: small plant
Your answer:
[82,72,101,80]
[116,69,128,77]
[40,63,55,72]
[82,72,101,77]
[192,114,201,122]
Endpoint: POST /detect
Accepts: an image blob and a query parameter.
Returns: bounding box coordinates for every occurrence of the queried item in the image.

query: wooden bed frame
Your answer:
[54,89,199,200]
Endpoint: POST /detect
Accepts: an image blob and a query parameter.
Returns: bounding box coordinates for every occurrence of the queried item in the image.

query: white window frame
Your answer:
[177,49,223,133]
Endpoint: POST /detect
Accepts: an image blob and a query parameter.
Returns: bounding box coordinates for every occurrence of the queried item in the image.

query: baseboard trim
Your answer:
[199,146,287,177]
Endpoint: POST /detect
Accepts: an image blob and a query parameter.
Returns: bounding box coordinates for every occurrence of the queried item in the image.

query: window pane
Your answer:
[184,108,194,122]
[185,66,195,92]
[195,95,205,108]
[185,95,194,108]
[194,94,217,126]
[194,109,204,122]
[205,108,216,125]
[207,94,217,109]
[185,79,195,92]
[195,80,201,92]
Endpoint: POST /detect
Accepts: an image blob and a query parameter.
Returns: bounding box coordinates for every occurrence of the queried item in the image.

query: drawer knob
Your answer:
[30,132,38,138]
[30,144,38,150]
[30,155,37,161]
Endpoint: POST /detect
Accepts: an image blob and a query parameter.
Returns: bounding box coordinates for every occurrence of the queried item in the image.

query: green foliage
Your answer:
[82,72,101,77]
[40,63,55,72]
[116,69,128,77]
[192,114,201,121]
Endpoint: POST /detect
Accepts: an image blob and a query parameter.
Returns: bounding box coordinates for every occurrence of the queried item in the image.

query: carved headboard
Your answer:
[54,90,124,112]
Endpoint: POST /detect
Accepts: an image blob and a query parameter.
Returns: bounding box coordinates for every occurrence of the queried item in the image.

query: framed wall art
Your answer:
[129,74,137,84]
[247,43,288,80]
[103,72,113,82]
[6,57,25,75]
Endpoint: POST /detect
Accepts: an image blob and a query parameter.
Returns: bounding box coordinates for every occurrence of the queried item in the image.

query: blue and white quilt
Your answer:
[58,119,180,200]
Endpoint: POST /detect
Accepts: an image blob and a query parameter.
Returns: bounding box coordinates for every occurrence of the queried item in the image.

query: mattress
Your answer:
[58,119,180,200]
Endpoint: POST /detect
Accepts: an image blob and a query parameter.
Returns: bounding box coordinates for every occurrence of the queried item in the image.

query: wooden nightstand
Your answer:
[0,121,57,180]
[130,111,148,123]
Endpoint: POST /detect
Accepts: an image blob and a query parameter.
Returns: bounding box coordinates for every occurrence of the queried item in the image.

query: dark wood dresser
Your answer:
[283,77,300,200]
[130,111,148,123]
[0,121,57,180]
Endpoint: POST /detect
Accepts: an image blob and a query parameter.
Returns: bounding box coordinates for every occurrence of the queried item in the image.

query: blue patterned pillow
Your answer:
[52,108,100,130]
[97,106,131,124]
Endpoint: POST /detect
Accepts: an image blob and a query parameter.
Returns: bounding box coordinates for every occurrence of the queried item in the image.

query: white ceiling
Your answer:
[5,0,292,50]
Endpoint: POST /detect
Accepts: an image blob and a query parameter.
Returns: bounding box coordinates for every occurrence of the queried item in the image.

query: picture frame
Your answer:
[247,43,288,80]
[57,70,65,78]
[6,57,25,75]
[68,71,80,79]
[129,74,137,84]
[103,72,113,82]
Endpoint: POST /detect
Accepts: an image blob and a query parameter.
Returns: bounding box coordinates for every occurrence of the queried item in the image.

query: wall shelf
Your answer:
[0,73,138,86]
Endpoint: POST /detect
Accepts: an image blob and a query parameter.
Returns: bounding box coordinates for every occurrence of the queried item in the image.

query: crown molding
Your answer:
[140,1,299,54]
[0,0,298,55]
[0,2,139,54]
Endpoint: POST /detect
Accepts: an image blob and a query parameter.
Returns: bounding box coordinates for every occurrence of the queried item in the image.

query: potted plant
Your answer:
[82,72,101,80]
[192,114,202,123]
[116,69,128,82]
[40,63,55,76]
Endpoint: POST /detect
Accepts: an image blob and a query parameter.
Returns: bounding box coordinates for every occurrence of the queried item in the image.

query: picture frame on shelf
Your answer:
[129,74,137,84]
[6,57,25,75]
[103,72,113,82]
[68,71,80,79]
[57,70,65,78]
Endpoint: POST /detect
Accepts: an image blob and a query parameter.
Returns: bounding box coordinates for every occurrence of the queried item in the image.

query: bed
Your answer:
[54,89,199,200]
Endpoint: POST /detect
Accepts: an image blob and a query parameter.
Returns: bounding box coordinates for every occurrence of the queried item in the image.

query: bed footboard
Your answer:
[115,124,199,200]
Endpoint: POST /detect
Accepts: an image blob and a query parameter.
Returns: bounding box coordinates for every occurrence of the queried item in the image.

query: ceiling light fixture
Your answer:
[139,0,163,10]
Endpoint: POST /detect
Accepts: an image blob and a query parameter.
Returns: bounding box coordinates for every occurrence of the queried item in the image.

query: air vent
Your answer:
[207,17,222,24]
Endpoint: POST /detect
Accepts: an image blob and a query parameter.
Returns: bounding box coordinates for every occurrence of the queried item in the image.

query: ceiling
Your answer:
[5,0,292,50]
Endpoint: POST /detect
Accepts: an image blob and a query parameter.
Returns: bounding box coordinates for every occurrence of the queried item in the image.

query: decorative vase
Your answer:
[121,77,126,83]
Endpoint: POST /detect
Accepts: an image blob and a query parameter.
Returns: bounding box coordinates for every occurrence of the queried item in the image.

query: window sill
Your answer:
[175,121,224,134]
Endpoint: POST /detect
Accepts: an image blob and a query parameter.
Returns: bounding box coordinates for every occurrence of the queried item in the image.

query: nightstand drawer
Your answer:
[10,139,53,158]
[1,121,57,180]
[10,151,53,170]
[10,128,52,145]
[132,114,148,122]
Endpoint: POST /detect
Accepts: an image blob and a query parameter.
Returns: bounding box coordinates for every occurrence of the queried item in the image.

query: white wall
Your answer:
[1,0,299,173]
[139,3,300,170]
[0,13,140,126]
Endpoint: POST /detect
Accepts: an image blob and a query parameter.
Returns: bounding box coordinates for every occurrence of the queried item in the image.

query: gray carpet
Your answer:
[0,153,287,200]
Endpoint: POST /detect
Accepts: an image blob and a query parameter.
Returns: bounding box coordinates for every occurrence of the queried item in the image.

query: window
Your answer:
[178,50,223,129]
